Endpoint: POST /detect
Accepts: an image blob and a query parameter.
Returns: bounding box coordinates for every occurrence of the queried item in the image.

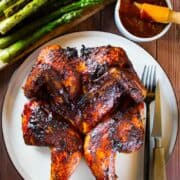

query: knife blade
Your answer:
[151,81,167,180]
[151,81,162,138]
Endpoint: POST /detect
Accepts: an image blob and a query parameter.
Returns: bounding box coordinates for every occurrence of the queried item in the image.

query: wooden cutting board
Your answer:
[0,0,116,70]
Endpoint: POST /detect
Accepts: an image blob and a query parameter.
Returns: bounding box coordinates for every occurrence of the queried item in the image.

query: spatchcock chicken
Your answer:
[22,44,146,180]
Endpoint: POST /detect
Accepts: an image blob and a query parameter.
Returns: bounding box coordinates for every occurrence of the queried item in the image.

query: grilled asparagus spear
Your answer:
[0,10,83,63]
[0,0,48,34]
[4,0,31,17]
[0,0,102,48]
[0,0,18,13]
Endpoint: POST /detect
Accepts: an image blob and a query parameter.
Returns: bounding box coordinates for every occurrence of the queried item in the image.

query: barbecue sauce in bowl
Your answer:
[119,0,168,37]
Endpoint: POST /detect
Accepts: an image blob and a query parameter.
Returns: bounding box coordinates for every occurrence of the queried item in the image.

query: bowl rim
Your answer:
[114,0,173,42]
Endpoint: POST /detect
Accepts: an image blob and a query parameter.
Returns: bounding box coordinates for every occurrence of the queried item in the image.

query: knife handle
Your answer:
[152,138,166,180]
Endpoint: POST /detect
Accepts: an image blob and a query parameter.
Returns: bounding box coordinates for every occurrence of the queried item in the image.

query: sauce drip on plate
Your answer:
[120,0,167,37]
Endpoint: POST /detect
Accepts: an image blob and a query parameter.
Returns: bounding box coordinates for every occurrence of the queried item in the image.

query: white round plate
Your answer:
[2,31,178,180]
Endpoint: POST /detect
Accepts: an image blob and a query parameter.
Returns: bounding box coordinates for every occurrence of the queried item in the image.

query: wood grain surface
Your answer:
[0,2,179,180]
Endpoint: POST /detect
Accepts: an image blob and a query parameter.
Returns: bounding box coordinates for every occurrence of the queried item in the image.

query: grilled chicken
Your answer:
[84,103,144,179]
[79,45,132,77]
[79,45,146,97]
[24,45,80,111]
[84,119,117,180]
[22,45,146,180]
[74,67,144,134]
[24,45,145,133]
[22,100,82,180]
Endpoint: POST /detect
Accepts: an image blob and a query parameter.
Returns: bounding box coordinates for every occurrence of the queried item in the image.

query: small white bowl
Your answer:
[114,0,172,42]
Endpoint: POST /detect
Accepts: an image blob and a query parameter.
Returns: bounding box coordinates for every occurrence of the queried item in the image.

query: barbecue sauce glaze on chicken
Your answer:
[22,45,146,180]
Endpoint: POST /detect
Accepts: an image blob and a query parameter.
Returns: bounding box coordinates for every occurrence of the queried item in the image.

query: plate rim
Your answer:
[1,31,179,180]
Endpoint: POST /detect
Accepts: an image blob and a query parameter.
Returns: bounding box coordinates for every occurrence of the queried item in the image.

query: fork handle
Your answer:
[152,138,166,180]
[144,103,151,180]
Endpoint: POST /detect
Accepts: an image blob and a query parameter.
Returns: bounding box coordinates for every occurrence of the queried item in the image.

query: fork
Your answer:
[141,65,156,180]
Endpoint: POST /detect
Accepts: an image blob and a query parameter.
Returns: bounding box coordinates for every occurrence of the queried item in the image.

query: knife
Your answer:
[151,81,166,180]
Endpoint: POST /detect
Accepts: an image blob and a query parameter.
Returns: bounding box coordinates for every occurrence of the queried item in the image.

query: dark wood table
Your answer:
[0,2,179,180]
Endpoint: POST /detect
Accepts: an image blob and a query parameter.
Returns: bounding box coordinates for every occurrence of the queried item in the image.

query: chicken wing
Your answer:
[22,100,82,180]
[79,45,146,98]
[73,68,124,133]
[23,45,80,106]
[80,45,132,77]
[84,103,144,179]
[73,67,145,134]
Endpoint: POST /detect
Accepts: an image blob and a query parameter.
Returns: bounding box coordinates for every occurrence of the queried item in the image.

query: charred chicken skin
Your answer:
[22,45,146,180]
[22,100,82,180]
[24,45,80,113]
[79,45,145,98]
[24,45,146,133]
[84,103,144,179]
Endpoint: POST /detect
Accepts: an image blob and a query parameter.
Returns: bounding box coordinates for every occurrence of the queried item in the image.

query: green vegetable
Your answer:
[59,0,103,13]
[0,0,48,34]
[0,0,103,48]
[0,10,83,63]
[0,0,18,12]
[4,0,31,17]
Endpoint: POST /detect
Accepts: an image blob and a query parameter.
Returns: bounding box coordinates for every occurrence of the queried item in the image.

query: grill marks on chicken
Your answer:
[22,100,82,180]
[84,103,144,179]
[22,45,146,180]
